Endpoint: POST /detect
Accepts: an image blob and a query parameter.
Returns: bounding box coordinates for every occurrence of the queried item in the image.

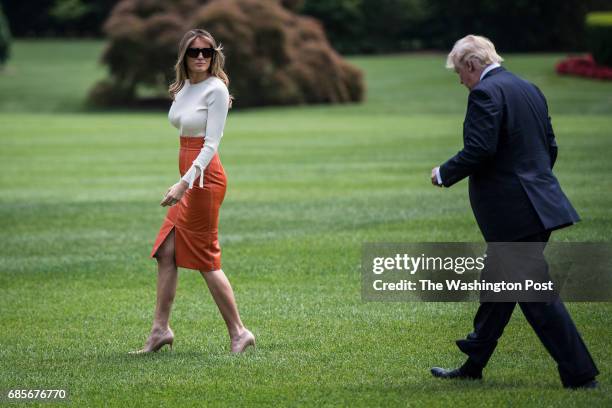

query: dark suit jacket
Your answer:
[439,66,580,241]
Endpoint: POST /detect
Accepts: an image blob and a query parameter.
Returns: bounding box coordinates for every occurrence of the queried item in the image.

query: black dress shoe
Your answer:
[567,379,598,390]
[431,367,482,380]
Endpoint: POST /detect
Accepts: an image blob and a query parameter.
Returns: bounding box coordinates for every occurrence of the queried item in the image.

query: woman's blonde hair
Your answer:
[446,35,504,69]
[168,28,232,105]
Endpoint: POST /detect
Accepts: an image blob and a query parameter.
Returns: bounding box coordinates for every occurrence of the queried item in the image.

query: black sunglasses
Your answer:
[186,47,215,59]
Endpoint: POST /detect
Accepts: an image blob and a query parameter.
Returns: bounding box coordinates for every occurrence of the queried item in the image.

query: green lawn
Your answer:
[0,40,611,406]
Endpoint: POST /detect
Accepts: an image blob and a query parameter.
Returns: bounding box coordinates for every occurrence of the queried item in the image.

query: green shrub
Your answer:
[586,12,612,67]
[301,0,596,54]
[301,0,426,54]
[0,4,11,66]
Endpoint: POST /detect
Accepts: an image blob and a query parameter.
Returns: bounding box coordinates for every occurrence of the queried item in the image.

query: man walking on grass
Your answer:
[430,35,599,389]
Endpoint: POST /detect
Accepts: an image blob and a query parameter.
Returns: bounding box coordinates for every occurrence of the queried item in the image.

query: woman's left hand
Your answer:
[160,181,188,207]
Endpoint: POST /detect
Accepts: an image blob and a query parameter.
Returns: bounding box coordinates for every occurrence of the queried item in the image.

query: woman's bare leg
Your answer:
[137,229,178,351]
[200,269,254,352]
[152,229,178,329]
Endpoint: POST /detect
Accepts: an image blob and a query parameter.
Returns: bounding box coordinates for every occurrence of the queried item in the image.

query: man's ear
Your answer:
[466,60,474,72]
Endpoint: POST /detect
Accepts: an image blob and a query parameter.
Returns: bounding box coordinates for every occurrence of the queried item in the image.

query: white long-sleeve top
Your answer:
[168,76,230,189]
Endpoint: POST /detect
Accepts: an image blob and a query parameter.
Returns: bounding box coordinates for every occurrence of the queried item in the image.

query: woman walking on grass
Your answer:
[131,28,255,354]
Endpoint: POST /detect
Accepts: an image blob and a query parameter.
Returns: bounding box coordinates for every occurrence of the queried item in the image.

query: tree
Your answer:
[89,0,364,108]
[0,4,10,66]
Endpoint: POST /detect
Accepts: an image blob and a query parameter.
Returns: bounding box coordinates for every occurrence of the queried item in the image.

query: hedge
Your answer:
[586,12,612,67]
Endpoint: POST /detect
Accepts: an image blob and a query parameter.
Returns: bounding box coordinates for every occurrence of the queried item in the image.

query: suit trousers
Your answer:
[456,231,599,387]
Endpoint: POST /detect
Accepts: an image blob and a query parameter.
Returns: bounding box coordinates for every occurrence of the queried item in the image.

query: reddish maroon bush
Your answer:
[555,54,612,80]
[88,0,364,108]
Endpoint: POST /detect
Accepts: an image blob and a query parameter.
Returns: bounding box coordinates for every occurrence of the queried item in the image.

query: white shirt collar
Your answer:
[480,63,501,81]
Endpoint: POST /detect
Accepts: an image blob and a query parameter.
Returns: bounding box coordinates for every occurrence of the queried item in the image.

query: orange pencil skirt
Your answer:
[150,136,227,271]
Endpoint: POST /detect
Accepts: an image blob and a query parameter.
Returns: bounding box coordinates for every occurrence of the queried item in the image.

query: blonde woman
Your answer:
[131,29,255,354]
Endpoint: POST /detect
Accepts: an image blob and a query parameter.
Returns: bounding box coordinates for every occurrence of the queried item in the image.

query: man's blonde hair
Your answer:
[446,35,503,69]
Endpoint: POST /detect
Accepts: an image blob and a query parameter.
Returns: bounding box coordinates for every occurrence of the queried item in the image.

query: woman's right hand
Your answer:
[160,181,188,207]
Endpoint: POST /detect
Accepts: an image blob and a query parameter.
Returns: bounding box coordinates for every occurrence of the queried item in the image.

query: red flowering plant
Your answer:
[558,12,612,80]
[556,54,612,80]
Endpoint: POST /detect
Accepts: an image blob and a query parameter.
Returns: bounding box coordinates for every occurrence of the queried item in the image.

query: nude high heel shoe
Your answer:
[129,328,175,354]
[231,329,255,354]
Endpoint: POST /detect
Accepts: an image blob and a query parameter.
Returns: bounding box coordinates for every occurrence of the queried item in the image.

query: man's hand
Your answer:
[160,181,188,206]
[431,166,442,187]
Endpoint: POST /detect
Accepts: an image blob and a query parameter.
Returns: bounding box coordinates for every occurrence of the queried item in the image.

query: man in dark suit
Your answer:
[430,35,599,389]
